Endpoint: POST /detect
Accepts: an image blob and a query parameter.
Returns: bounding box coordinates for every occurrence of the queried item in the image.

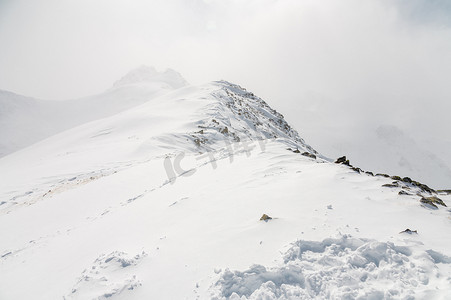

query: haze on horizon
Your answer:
[0,0,450,188]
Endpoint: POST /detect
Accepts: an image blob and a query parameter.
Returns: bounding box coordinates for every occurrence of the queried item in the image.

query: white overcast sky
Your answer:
[1,0,451,185]
[0,0,449,100]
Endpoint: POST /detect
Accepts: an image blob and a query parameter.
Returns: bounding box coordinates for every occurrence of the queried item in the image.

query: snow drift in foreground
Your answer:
[212,235,450,299]
[0,77,450,299]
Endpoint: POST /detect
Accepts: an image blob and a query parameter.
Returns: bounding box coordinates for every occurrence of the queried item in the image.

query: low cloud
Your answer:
[0,0,450,186]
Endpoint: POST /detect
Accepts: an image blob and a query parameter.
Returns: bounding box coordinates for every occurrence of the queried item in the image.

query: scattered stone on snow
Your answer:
[420,196,447,209]
[260,214,272,221]
[301,152,316,159]
[402,177,412,183]
[400,229,418,234]
[398,190,411,196]
[412,181,436,194]
[335,156,349,165]
[376,173,390,178]
[351,166,362,173]
[382,183,399,188]
[220,127,229,134]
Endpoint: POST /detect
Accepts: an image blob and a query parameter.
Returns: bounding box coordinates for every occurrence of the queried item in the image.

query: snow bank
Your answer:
[211,235,451,299]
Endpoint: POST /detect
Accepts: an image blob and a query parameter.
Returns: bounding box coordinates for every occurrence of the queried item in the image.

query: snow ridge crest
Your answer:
[182,80,318,156]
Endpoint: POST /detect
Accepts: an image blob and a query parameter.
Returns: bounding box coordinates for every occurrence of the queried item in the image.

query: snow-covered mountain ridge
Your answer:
[0,67,187,158]
[0,80,320,210]
[0,73,450,299]
[176,80,318,155]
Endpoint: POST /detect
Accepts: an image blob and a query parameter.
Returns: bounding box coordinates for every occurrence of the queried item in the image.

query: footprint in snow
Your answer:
[65,251,147,300]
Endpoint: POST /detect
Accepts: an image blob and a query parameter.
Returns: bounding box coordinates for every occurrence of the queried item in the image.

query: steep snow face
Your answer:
[0,66,187,158]
[156,80,318,155]
[0,80,450,300]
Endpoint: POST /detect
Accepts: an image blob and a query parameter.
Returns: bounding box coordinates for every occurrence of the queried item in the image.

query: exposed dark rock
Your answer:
[383,183,399,188]
[231,133,240,142]
[420,199,438,209]
[412,181,436,194]
[420,184,436,194]
[400,229,417,234]
[398,190,411,196]
[420,196,446,209]
[286,148,300,153]
[376,173,390,178]
[260,214,272,221]
[335,156,347,164]
[329,158,438,197]
[193,136,208,147]
[351,167,362,173]
[301,152,316,159]
[402,177,412,184]
[220,127,229,134]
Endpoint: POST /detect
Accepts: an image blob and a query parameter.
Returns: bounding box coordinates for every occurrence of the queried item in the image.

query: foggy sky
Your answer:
[1,0,450,186]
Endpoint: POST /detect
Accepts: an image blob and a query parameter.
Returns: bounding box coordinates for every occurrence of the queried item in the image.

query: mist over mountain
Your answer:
[1,66,449,189]
[0,68,450,299]
[0,67,187,158]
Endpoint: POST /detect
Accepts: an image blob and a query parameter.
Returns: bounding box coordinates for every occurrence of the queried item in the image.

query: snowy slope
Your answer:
[0,80,450,300]
[0,66,187,158]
